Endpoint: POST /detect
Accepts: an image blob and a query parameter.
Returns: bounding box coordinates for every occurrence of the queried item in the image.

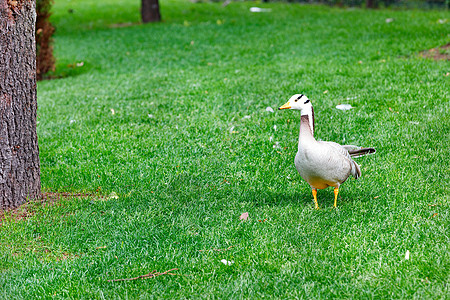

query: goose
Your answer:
[279,94,375,209]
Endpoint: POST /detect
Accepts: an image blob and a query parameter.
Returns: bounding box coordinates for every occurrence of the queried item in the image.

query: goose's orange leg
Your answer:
[312,188,319,210]
[334,187,339,208]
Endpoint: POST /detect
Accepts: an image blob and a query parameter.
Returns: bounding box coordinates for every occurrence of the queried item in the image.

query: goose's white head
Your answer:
[278,94,313,116]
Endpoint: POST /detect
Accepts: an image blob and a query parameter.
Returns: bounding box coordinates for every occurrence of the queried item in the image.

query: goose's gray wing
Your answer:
[318,141,361,179]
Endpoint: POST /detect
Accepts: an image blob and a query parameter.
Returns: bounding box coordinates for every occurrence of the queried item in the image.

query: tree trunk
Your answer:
[366,0,378,8]
[141,0,161,23]
[0,0,41,210]
[36,0,55,80]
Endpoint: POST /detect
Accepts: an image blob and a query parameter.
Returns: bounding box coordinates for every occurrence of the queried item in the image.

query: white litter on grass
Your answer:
[405,250,410,260]
[385,18,394,23]
[220,259,234,266]
[148,114,154,118]
[346,96,358,100]
[336,104,353,111]
[69,120,76,124]
[273,142,281,149]
[242,115,251,119]
[266,106,274,113]
[108,192,119,200]
[229,126,235,133]
[438,19,447,24]
[269,136,274,142]
[273,125,277,131]
[110,108,115,115]
[250,7,272,13]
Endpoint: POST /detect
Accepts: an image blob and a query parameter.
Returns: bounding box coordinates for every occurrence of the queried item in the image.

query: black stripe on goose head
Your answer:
[294,94,304,102]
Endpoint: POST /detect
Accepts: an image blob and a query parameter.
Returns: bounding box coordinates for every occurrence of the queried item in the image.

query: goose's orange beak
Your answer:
[278,102,291,110]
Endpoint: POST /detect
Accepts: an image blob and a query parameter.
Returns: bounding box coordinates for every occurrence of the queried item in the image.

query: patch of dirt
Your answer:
[0,192,103,224]
[109,22,140,28]
[420,43,450,61]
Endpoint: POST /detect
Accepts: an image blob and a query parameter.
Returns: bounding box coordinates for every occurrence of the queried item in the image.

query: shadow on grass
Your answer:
[239,186,363,210]
[39,60,92,81]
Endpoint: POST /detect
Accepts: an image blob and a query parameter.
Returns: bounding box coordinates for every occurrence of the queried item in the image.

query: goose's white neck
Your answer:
[300,106,314,133]
[298,107,315,149]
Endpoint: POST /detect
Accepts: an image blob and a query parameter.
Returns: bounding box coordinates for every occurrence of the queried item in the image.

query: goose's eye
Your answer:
[294,99,298,102]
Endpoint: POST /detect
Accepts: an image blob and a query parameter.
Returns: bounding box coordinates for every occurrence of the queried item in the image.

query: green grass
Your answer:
[1,0,449,298]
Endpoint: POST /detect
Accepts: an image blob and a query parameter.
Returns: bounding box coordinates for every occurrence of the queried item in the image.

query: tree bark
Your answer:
[141,0,161,23]
[0,0,41,210]
[366,0,378,8]
[36,0,55,80]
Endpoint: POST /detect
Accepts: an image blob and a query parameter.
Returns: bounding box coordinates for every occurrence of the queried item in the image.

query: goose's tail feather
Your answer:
[351,161,362,179]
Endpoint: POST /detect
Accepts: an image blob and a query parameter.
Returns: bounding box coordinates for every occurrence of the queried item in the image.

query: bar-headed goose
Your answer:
[279,94,375,209]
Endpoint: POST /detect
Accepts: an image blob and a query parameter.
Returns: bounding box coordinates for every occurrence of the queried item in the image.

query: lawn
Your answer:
[1,0,449,298]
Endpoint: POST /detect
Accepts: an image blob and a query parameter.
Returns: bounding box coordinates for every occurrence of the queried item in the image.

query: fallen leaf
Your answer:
[258,219,268,222]
[432,213,438,218]
[239,212,249,221]
[421,277,430,283]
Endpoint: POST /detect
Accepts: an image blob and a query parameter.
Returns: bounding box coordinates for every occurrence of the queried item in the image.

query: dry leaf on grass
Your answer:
[239,212,249,221]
